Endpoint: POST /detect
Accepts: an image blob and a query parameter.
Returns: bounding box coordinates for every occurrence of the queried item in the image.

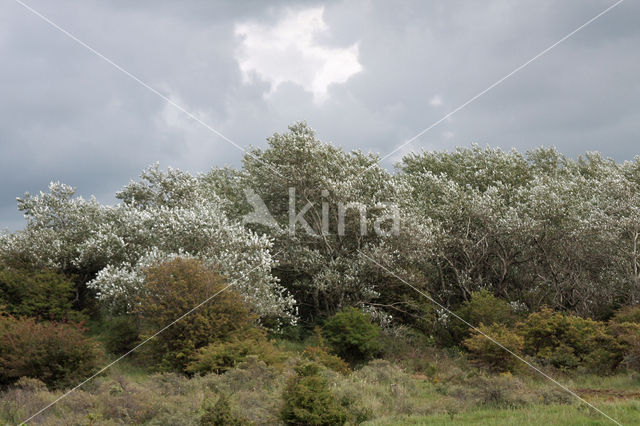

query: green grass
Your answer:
[364,401,640,425]
[4,332,640,425]
[569,373,640,391]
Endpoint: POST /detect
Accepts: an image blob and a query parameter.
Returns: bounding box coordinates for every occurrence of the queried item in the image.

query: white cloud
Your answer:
[235,7,362,103]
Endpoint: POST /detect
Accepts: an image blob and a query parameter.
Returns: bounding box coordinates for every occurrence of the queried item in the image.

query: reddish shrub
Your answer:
[0,314,103,389]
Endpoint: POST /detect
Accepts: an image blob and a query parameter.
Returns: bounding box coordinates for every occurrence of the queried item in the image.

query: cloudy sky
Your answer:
[1,0,638,230]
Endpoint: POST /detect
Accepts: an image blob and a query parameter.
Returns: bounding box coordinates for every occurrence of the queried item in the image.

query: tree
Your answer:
[0,173,295,320]
[239,122,403,322]
[395,146,639,319]
[134,258,257,372]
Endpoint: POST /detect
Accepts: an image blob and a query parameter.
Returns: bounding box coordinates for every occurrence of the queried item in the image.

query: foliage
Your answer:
[447,290,520,344]
[605,321,640,372]
[0,266,84,322]
[301,327,350,375]
[322,307,382,364]
[458,291,519,327]
[187,328,286,375]
[200,394,253,426]
[280,362,347,426]
[0,314,103,389]
[463,308,640,374]
[611,305,640,324]
[135,258,256,372]
[240,122,402,321]
[102,315,139,355]
[0,175,294,319]
[397,147,640,319]
[5,125,640,329]
[463,324,524,372]
[518,308,621,372]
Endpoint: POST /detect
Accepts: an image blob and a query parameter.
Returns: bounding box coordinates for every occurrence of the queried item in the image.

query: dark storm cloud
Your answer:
[1,0,638,230]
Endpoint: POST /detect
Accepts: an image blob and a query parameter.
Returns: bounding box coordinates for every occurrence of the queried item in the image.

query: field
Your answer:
[3,339,639,426]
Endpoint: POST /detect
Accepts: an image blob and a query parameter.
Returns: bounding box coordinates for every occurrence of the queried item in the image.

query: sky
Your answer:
[1,0,638,230]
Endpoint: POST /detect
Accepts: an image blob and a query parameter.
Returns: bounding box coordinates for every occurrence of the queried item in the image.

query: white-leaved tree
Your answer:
[236,122,406,322]
[1,170,295,320]
[4,125,640,326]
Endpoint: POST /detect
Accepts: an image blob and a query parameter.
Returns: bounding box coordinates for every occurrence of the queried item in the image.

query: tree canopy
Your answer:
[2,122,640,325]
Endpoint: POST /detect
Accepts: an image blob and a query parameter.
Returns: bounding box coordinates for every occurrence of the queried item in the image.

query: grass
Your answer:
[570,373,640,391]
[2,336,639,425]
[365,401,640,425]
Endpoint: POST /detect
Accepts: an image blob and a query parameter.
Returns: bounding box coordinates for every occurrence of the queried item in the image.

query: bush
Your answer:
[280,362,347,426]
[103,315,139,355]
[0,267,84,322]
[0,315,103,389]
[200,394,253,426]
[463,323,524,372]
[135,258,256,372]
[450,291,519,344]
[301,328,350,375]
[322,308,382,364]
[606,321,640,372]
[455,374,533,408]
[187,328,286,375]
[611,305,640,324]
[519,308,620,373]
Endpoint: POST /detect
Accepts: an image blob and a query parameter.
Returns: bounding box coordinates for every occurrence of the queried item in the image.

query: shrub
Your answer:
[200,394,253,426]
[0,266,84,322]
[450,291,519,344]
[519,308,621,373]
[463,323,524,372]
[322,308,382,364]
[135,258,256,372]
[301,328,350,375]
[0,315,103,389]
[187,328,286,375]
[457,374,533,408]
[606,321,640,372]
[378,328,438,376]
[280,362,347,426]
[611,305,640,324]
[103,315,139,355]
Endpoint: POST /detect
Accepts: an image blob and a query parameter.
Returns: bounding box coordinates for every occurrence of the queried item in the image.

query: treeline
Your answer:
[2,122,640,324]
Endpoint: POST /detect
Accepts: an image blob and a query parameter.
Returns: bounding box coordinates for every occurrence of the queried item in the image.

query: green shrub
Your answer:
[459,291,518,326]
[103,315,139,355]
[280,362,347,426]
[200,394,253,426]
[187,328,286,375]
[135,258,256,372]
[519,308,621,373]
[322,308,382,364]
[548,344,580,370]
[463,323,524,372]
[0,267,84,322]
[611,305,640,324]
[0,315,103,389]
[606,321,640,372]
[450,291,519,344]
[301,328,350,375]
